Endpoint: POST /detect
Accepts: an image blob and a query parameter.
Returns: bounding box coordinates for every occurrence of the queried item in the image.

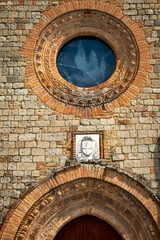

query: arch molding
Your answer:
[0,164,160,240]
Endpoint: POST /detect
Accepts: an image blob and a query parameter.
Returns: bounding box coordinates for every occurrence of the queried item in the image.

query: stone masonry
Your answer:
[0,0,160,229]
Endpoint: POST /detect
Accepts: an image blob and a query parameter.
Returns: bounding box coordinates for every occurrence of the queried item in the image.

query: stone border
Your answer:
[0,164,160,239]
[23,0,150,117]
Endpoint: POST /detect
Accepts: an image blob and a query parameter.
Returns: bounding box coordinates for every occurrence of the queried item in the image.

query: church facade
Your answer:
[0,0,160,239]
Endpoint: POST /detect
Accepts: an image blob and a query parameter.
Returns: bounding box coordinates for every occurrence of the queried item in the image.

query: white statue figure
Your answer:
[76,136,99,161]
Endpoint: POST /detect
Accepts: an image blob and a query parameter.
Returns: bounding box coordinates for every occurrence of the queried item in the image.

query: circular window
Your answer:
[25,2,149,116]
[57,36,116,88]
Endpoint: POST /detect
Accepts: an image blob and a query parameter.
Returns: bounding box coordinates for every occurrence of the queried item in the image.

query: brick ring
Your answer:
[24,1,149,117]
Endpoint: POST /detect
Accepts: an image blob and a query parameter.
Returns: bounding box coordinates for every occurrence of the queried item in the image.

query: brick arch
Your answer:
[1,164,160,240]
[23,0,150,117]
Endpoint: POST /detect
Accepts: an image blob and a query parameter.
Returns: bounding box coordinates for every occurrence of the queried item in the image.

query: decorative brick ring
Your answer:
[1,165,160,240]
[24,1,149,116]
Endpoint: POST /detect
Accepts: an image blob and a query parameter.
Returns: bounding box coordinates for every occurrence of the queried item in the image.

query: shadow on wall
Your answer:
[154,137,160,200]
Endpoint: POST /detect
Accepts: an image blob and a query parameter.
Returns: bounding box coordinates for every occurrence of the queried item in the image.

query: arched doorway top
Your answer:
[1,164,160,239]
[54,214,123,240]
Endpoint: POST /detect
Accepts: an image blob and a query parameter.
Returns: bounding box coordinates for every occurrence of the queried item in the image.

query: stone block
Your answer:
[138,130,148,138]
[124,160,134,168]
[106,119,115,125]
[1,189,18,197]
[13,171,24,177]
[19,148,31,155]
[19,12,25,18]
[17,163,36,171]
[112,154,124,161]
[22,101,37,109]
[122,146,131,153]
[0,12,8,18]
[153,65,160,73]
[32,148,44,155]
[89,119,100,125]
[25,23,33,29]
[124,10,137,15]
[138,145,148,153]
[19,109,27,116]
[31,12,40,18]
[132,167,150,174]
[0,102,8,108]
[116,119,131,125]
[117,131,129,138]
[0,76,6,83]
[128,153,143,160]
[8,163,17,170]
[148,130,158,137]
[25,141,37,148]
[144,99,154,105]
[42,133,66,141]
[80,119,90,125]
[9,134,18,141]
[36,121,50,127]
[13,183,24,189]
[32,171,39,176]
[9,149,18,155]
[0,148,8,156]
[151,181,159,189]
[124,139,135,145]
[130,130,137,138]
[33,156,45,162]
[0,163,7,170]
[19,134,35,141]
[7,76,18,83]
[140,159,154,167]
[155,20,160,26]
[37,141,49,149]
[21,156,32,162]
[86,126,97,131]
[13,83,24,89]
[149,145,159,152]
[139,117,152,124]
[154,99,160,105]
[46,148,63,155]
[50,120,65,127]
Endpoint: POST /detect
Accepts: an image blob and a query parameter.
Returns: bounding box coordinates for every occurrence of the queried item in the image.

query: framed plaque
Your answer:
[72,132,103,162]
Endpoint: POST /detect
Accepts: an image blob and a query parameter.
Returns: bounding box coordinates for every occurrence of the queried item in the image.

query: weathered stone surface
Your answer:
[19,134,35,141]
[42,133,66,141]
[0,0,160,232]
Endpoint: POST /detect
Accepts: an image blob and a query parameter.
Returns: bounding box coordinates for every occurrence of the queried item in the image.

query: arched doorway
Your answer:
[1,165,160,240]
[54,215,123,240]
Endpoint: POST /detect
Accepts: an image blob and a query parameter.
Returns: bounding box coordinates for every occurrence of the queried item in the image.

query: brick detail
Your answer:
[23,0,150,117]
[0,165,160,239]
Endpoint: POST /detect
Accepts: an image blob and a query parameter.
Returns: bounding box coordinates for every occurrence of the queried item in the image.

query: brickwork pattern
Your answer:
[0,0,160,230]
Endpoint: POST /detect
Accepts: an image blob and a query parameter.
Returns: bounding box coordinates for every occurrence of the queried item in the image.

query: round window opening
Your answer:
[57,36,116,88]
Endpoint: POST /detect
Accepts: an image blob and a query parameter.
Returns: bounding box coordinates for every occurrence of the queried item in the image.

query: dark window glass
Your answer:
[57,36,116,88]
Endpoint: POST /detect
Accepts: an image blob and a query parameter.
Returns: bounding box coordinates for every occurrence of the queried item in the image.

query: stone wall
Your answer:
[0,0,160,228]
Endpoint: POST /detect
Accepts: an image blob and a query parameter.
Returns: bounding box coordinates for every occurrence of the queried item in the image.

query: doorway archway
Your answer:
[54,215,123,240]
[1,164,160,240]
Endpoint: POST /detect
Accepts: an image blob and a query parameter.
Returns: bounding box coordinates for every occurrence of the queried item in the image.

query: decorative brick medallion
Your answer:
[24,1,149,116]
